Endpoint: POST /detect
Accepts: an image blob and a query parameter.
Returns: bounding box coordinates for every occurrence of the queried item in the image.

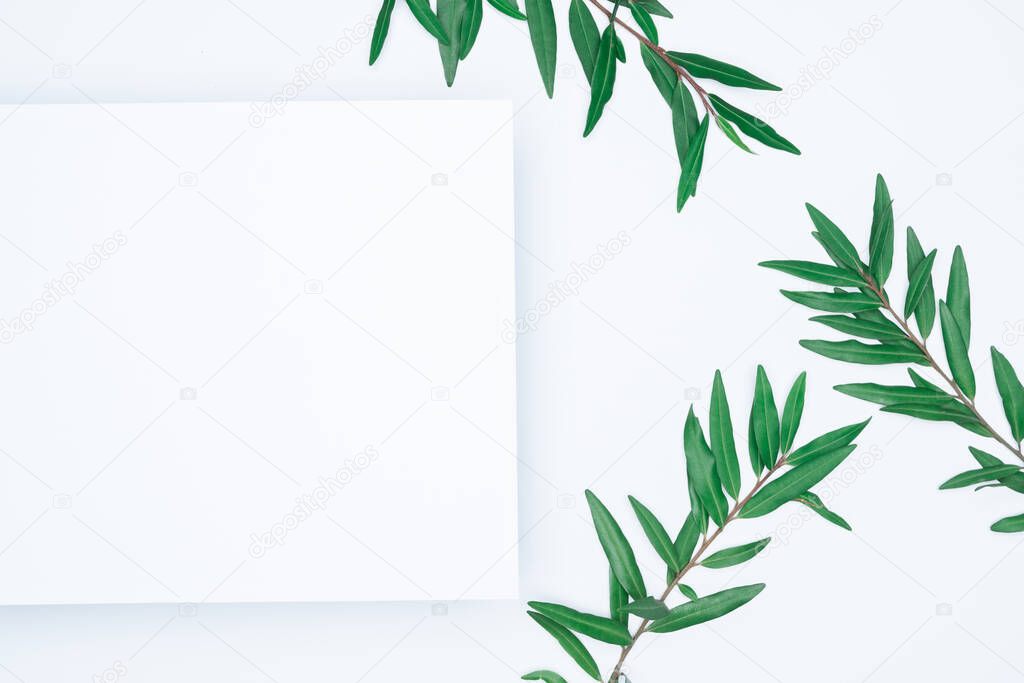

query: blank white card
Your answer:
[0,100,517,604]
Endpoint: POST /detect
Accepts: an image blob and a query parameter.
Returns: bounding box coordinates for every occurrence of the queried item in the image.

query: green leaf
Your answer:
[833,382,947,406]
[904,248,937,318]
[741,446,857,518]
[780,372,807,454]
[673,512,700,567]
[991,513,1024,533]
[437,0,467,86]
[709,95,800,155]
[677,583,698,600]
[992,347,1024,444]
[459,0,483,59]
[806,203,863,272]
[585,490,646,600]
[649,584,766,633]
[369,0,397,65]
[760,260,863,287]
[406,0,450,44]
[709,370,741,499]
[868,174,895,287]
[528,601,632,646]
[666,52,780,91]
[640,44,676,104]
[781,290,880,313]
[787,420,870,466]
[527,612,601,681]
[676,114,709,211]
[522,671,568,683]
[947,246,971,344]
[683,408,730,527]
[799,339,927,365]
[612,33,625,62]
[568,0,600,84]
[808,314,905,341]
[487,0,526,20]
[748,407,764,476]
[671,81,699,165]
[906,227,936,339]
[795,491,852,531]
[908,368,944,392]
[609,568,629,626]
[583,26,617,137]
[629,3,658,43]
[629,496,680,573]
[881,401,990,437]
[752,366,781,468]
[619,596,669,620]
[939,465,1022,490]
[525,0,557,97]
[939,301,976,399]
[701,538,770,569]
[633,0,672,18]
[715,116,753,153]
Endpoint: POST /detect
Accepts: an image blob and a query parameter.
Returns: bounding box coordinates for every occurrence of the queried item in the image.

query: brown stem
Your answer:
[861,277,1024,464]
[584,0,717,115]
[606,458,787,683]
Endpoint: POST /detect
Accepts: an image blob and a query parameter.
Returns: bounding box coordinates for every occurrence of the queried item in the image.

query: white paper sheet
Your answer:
[0,100,518,605]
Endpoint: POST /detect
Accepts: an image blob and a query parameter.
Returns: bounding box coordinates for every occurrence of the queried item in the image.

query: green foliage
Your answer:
[368,0,795,213]
[526,371,866,680]
[763,174,1024,533]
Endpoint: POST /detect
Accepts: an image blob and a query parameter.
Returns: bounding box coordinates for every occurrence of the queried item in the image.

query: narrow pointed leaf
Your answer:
[609,568,629,626]
[568,0,600,83]
[640,43,676,104]
[939,465,1021,490]
[612,33,625,62]
[908,368,944,392]
[684,408,730,526]
[780,372,807,454]
[715,116,753,153]
[709,370,741,499]
[676,114,709,211]
[677,583,698,600]
[437,0,467,86]
[752,366,781,467]
[710,95,799,154]
[799,339,927,365]
[522,671,568,683]
[585,490,646,599]
[459,0,483,59]
[906,227,936,338]
[487,0,526,19]
[939,300,975,399]
[806,203,863,271]
[673,512,700,567]
[583,26,617,137]
[629,3,658,43]
[619,596,669,620]
[947,246,970,344]
[666,52,780,91]
[701,538,770,568]
[748,407,764,476]
[971,448,1024,493]
[525,0,557,97]
[369,0,397,65]
[788,420,870,465]
[869,174,894,286]
[781,290,879,313]
[809,314,905,340]
[629,496,680,572]
[904,248,937,318]
[634,0,672,18]
[527,612,601,680]
[760,260,863,287]
[649,584,766,633]
[881,401,990,436]
[741,446,857,518]
[834,382,947,406]
[991,347,1024,443]
[406,0,450,43]
[671,81,699,164]
[991,513,1024,533]
[796,491,852,530]
[528,601,632,646]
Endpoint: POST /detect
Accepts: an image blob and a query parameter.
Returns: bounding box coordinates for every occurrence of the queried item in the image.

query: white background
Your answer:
[2,1,1024,681]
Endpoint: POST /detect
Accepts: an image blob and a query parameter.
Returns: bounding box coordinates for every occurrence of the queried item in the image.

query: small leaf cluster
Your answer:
[763,175,1024,533]
[524,370,865,682]
[368,0,798,213]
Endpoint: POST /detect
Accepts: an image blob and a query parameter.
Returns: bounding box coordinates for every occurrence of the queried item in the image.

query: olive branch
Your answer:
[368,0,799,213]
[763,175,1024,534]
[522,369,868,683]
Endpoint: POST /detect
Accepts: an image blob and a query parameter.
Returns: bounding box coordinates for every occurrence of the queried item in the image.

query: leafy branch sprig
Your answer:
[524,369,868,683]
[368,0,800,213]
[762,175,1024,533]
